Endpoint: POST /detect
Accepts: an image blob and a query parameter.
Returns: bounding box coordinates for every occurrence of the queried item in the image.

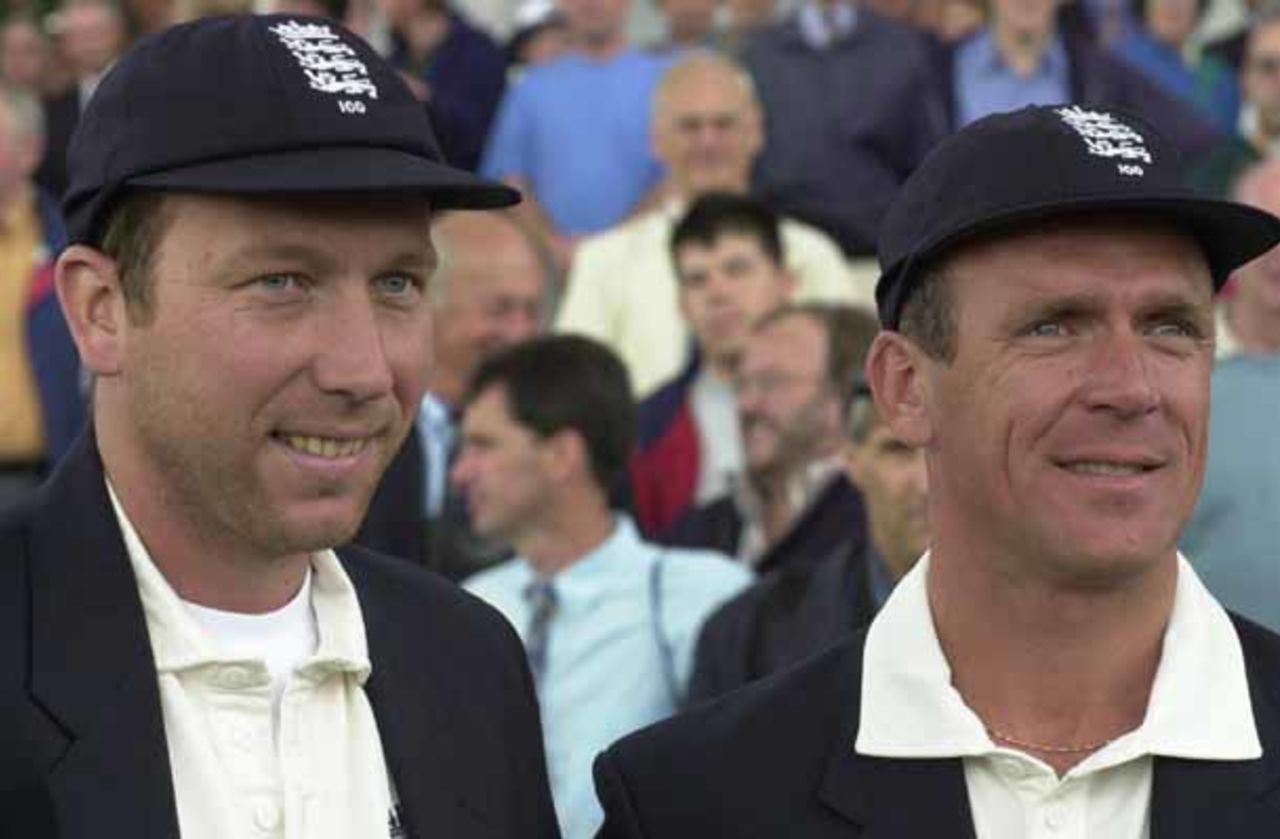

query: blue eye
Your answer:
[1148,320,1195,338]
[375,272,424,300]
[256,274,303,293]
[1026,321,1067,338]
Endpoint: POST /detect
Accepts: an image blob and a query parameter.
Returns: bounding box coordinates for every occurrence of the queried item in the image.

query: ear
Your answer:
[55,244,131,377]
[777,267,798,301]
[865,331,934,448]
[542,427,588,485]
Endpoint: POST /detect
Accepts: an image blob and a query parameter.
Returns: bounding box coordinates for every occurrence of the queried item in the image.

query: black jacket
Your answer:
[663,474,866,579]
[0,433,560,838]
[687,536,879,705]
[596,617,1280,837]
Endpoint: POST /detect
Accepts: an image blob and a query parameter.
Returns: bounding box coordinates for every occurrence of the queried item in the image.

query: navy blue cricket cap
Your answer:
[875,105,1280,329]
[62,13,519,245]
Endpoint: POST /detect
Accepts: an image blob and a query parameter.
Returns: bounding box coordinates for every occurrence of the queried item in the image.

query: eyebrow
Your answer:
[1002,286,1210,326]
[222,243,438,276]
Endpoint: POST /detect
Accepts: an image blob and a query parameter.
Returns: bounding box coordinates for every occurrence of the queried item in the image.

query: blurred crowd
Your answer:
[3,0,1280,835]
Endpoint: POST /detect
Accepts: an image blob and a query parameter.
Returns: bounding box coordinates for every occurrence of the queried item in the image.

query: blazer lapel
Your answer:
[352,561,500,839]
[815,633,978,839]
[27,435,180,839]
[1150,618,1280,839]
[820,747,978,839]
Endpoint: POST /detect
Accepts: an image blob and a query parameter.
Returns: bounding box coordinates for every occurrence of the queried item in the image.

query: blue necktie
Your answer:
[523,578,558,683]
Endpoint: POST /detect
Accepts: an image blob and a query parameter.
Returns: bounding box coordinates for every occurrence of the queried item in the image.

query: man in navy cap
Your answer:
[593,105,1280,837]
[0,15,559,838]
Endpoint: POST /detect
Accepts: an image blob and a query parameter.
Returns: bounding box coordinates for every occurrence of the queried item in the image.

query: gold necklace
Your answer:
[986,726,1113,755]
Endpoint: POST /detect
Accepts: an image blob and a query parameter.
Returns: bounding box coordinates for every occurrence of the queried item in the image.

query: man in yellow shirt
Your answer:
[0,84,82,512]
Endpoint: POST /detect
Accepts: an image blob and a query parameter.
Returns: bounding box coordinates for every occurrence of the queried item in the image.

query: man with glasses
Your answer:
[665,302,878,581]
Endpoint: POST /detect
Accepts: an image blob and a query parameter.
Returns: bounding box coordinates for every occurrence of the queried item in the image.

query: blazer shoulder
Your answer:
[608,631,864,771]
[339,545,524,653]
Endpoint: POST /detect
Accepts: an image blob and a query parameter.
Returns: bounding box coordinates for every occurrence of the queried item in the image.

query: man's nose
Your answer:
[312,289,396,402]
[1081,328,1160,419]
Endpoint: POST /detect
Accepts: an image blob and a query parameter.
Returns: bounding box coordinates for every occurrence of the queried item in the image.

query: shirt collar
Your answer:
[856,552,1260,771]
[107,479,371,682]
[418,390,454,429]
[516,516,655,603]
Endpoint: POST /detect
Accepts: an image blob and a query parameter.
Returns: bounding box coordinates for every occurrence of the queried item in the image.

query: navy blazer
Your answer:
[0,433,560,838]
[596,618,1280,837]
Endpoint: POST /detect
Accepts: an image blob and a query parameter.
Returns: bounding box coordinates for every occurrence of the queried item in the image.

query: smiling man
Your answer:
[593,106,1280,837]
[0,15,559,839]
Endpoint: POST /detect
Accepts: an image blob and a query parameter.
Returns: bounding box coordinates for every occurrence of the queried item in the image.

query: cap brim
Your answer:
[127,145,521,209]
[880,194,1280,327]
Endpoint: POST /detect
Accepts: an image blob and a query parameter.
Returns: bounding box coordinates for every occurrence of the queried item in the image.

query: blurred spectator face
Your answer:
[1230,167,1280,325]
[518,22,571,64]
[1244,22,1280,137]
[57,0,126,78]
[675,232,795,372]
[653,57,762,196]
[657,0,718,45]
[1,19,51,91]
[0,95,39,204]
[736,313,841,479]
[432,214,546,388]
[453,384,555,543]
[1144,0,1199,48]
[374,0,418,30]
[990,0,1057,38]
[560,0,632,46]
[844,409,928,579]
[724,0,774,32]
[123,0,175,35]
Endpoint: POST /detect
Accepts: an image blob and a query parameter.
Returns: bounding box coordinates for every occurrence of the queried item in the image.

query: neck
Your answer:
[425,364,466,410]
[574,31,626,60]
[1227,298,1280,354]
[927,542,1175,773]
[994,22,1052,76]
[516,491,616,577]
[0,179,30,218]
[704,351,740,382]
[95,414,311,614]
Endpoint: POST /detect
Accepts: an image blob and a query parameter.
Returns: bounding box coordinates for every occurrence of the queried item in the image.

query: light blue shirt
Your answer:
[416,392,455,518]
[479,50,673,235]
[1181,355,1280,632]
[954,28,1070,128]
[464,517,751,839]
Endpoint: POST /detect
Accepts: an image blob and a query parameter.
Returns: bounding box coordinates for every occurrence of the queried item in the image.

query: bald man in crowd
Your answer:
[357,211,547,577]
[555,50,863,398]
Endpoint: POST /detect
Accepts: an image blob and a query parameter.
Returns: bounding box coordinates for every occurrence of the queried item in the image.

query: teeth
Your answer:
[1066,461,1146,476]
[283,435,368,459]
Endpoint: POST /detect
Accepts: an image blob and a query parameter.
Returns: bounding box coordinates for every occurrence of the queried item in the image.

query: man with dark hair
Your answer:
[356,209,547,576]
[594,105,1280,836]
[458,335,749,839]
[687,379,928,702]
[664,301,877,580]
[0,15,559,837]
[630,192,797,537]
